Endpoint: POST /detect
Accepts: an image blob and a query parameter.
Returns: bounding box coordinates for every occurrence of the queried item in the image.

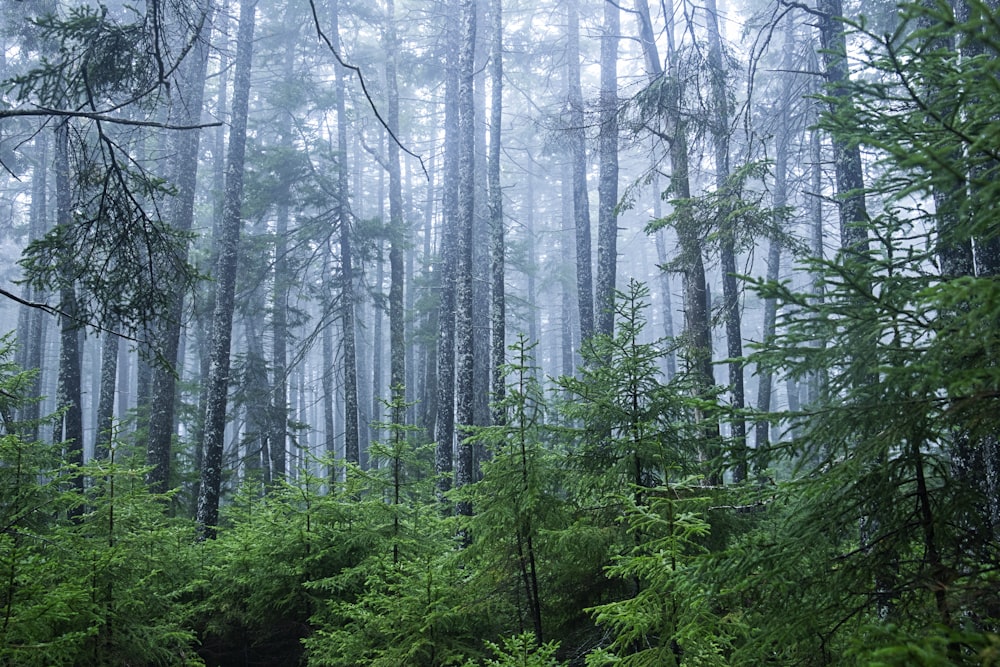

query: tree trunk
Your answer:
[18,135,48,445]
[95,332,118,460]
[817,0,869,254]
[55,120,85,508]
[652,168,678,381]
[270,29,296,483]
[488,0,505,426]
[754,19,794,464]
[567,0,593,344]
[434,0,461,500]
[147,2,214,494]
[385,0,406,436]
[633,0,719,484]
[329,0,359,470]
[705,0,746,483]
[454,0,477,515]
[196,0,256,538]
[322,247,338,481]
[595,0,620,339]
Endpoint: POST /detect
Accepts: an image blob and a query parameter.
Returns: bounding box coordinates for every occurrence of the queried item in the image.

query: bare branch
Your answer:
[0,107,220,130]
[307,0,429,181]
[0,287,144,344]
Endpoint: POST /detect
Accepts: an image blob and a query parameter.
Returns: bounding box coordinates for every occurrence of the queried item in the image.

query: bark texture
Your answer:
[196,0,257,538]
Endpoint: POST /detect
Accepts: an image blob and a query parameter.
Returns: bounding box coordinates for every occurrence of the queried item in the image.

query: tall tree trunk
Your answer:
[330,0,359,469]
[322,249,338,482]
[19,135,48,444]
[754,19,794,465]
[633,0,719,485]
[525,169,539,352]
[269,29,297,483]
[244,296,271,484]
[385,0,406,438]
[54,120,85,509]
[435,0,461,499]
[705,0,746,483]
[196,0,256,538]
[488,0,505,426]
[454,0,477,515]
[371,237,384,456]
[419,150,438,440]
[147,2,214,494]
[567,0,593,344]
[652,168,678,380]
[595,0,620,339]
[817,0,869,254]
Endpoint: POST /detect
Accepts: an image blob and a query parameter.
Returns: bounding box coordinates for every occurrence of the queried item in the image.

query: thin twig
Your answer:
[307,0,429,181]
[0,287,144,344]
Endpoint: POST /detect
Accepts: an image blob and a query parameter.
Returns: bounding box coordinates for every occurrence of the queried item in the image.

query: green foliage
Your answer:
[18,158,200,337]
[821,0,1000,244]
[854,625,1000,666]
[305,549,484,667]
[302,488,485,666]
[460,336,569,642]
[716,2,1000,660]
[558,280,696,496]
[646,160,794,261]
[9,4,161,109]
[467,633,565,667]
[584,485,738,667]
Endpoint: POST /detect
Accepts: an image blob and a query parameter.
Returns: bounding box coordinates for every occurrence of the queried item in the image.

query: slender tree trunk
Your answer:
[420,151,438,440]
[454,0,477,514]
[652,168,678,380]
[567,0,593,344]
[385,0,406,437]
[244,276,271,485]
[705,0,746,483]
[270,30,296,483]
[55,120,85,508]
[488,0,505,426]
[754,19,794,464]
[560,161,576,380]
[19,135,48,444]
[435,0,461,499]
[322,247,338,481]
[633,0,719,485]
[147,2,214,494]
[196,0,256,538]
[595,0,620,339]
[329,0,359,469]
[525,169,539,351]
[817,0,869,254]
[371,237,385,455]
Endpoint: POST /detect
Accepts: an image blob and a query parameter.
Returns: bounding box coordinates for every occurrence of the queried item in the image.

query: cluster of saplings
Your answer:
[3,266,1000,666]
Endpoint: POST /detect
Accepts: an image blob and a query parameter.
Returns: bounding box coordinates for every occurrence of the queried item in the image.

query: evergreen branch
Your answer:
[307,0,429,181]
[883,38,1000,165]
[0,108,221,130]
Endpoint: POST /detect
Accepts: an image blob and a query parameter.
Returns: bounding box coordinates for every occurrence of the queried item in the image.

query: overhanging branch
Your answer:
[0,107,221,130]
[307,0,429,181]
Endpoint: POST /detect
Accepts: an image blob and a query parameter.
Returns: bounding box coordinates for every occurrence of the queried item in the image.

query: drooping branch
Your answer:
[307,0,428,180]
[0,286,144,344]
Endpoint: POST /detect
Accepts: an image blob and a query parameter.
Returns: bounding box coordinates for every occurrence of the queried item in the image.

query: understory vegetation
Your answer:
[3,261,1000,666]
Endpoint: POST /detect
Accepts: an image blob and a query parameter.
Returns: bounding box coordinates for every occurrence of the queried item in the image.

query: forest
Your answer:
[0,0,998,663]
